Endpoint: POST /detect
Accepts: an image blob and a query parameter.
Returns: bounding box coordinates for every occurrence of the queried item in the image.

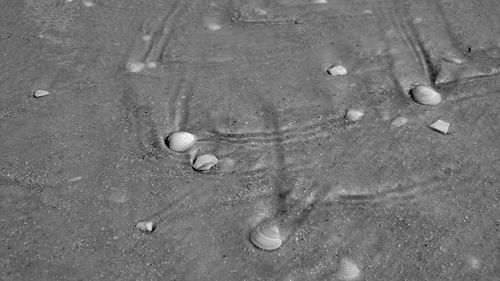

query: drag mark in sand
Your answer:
[126,1,198,72]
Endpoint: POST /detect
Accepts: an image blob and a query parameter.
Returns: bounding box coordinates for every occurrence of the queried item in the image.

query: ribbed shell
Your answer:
[345,109,364,121]
[411,85,442,105]
[192,154,218,171]
[166,132,197,152]
[338,258,361,280]
[390,116,408,128]
[250,222,282,251]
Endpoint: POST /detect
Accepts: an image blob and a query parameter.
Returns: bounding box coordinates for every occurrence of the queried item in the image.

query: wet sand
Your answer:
[0,0,499,280]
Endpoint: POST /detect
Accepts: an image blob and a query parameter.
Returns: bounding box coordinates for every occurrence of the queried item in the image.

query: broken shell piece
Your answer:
[126,62,145,73]
[327,65,347,76]
[250,220,283,251]
[429,119,450,134]
[33,90,51,98]
[338,258,361,281]
[345,109,364,121]
[410,85,442,105]
[192,154,218,171]
[390,116,408,128]
[166,132,197,152]
[135,221,156,233]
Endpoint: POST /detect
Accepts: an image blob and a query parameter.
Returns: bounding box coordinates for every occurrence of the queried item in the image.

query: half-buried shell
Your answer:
[338,258,361,280]
[166,132,197,152]
[345,109,364,121]
[410,85,442,105]
[250,220,283,251]
[390,116,408,128]
[192,154,218,171]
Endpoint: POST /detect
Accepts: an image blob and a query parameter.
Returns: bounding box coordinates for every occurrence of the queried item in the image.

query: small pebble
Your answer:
[429,119,450,134]
[33,90,51,98]
[135,221,156,233]
[82,0,95,7]
[126,62,145,73]
[327,65,347,76]
[345,109,364,121]
[68,176,82,183]
[207,23,221,31]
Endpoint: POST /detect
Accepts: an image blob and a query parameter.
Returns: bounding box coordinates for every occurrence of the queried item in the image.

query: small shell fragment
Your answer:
[410,85,442,105]
[327,65,348,76]
[390,116,407,128]
[338,258,361,280]
[345,109,364,121]
[166,132,197,152]
[135,221,156,233]
[192,154,218,171]
[250,220,283,251]
[33,90,51,98]
[429,119,450,134]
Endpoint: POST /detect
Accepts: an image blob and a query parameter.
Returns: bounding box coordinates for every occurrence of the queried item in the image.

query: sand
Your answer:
[0,0,499,280]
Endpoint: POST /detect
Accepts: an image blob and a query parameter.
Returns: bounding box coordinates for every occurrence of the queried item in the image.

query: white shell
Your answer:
[33,90,51,98]
[345,109,364,121]
[327,65,348,76]
[411,85,442,105]
[429,119,450,134]
[390,116,407,128]
[192,154,218,171]
[250,221,283,251]
[338,258,361,280]
[167,132,197,152]
[135,221,155,233]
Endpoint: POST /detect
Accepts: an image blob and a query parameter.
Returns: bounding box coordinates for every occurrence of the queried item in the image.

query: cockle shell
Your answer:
[390,116,407,128]
[345,109,364,121]
[410,85,442,105]
[429,119,450,134]
[327,65,348,76]
[192,154,218,171]
[338,258,361,281]
[250,220,283,251]
[135,221,156,233]
[166,132,197,152]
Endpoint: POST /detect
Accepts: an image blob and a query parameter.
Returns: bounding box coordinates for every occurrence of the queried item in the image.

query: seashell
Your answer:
[192,154,218,171]
[33,90,51,98]
[166,132,197,152]
[429,119,450,134]
[250,220,283,251]
[327,65,347,76]
[345,109,364,121]
[390,116,407,128]
[135,221,156,233]
[338,258,361,280]
[410,85,442,105]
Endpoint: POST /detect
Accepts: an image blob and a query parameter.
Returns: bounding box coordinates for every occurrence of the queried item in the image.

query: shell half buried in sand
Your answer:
[192,154,218,171]
[345,109,364,121]
[338,258,361,280]
[327,65,348,76]
[135,221,156,233]
[166,132,197,152]
[250,220,283,251]
[390,116,408,128]
[410,85,442,105]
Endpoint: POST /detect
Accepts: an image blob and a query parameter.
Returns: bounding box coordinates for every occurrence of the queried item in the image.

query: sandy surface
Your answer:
[0,0,499,280]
